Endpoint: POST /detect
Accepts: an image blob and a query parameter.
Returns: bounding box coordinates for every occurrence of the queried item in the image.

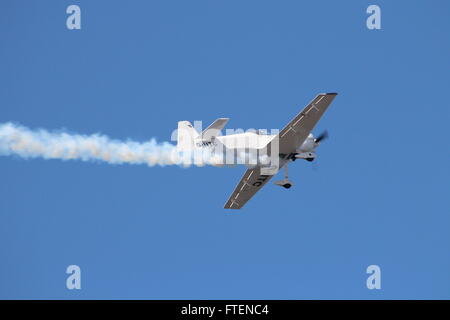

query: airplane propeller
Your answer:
[315,130,329,144]
[312,130,328,171]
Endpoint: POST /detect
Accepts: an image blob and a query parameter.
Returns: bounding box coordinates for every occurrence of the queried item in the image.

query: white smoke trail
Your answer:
[0,122,204,167]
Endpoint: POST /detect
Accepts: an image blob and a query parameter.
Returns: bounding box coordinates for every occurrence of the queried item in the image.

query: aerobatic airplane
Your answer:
[176,93,338,209]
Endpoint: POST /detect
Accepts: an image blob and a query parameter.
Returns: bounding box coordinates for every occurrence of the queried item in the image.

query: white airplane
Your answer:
[176,93,338,209]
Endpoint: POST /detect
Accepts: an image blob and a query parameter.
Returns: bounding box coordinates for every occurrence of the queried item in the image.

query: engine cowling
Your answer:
[297,133,315,152]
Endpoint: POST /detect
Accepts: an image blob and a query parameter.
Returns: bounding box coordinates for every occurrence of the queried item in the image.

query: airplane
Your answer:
[176,92,338,209]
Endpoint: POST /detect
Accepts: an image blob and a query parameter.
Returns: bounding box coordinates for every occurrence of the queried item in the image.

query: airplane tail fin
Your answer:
[177,121,200,151]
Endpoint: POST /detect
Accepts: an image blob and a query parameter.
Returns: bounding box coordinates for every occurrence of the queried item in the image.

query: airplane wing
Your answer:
[277,93,337,155]
[223,167,275,209]
[224,93,337,209]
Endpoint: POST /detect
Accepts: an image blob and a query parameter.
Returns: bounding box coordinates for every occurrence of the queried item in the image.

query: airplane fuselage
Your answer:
[193,132,317,167]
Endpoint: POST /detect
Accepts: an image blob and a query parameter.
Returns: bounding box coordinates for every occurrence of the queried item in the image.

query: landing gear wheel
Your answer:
[274,163,294,188]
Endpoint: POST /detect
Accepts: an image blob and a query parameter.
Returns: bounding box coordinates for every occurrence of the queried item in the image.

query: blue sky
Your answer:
[1,0,449,299]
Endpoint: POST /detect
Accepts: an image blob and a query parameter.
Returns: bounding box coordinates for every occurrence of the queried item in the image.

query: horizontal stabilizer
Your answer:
[201,118,229,140]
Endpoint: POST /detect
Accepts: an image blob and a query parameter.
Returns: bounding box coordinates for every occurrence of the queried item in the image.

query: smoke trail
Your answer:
[0,122,194,167]
[0,122,278,168]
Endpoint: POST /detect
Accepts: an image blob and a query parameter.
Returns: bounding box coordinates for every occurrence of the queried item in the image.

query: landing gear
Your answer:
[293,152,316,162]
[274,163,294,189]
